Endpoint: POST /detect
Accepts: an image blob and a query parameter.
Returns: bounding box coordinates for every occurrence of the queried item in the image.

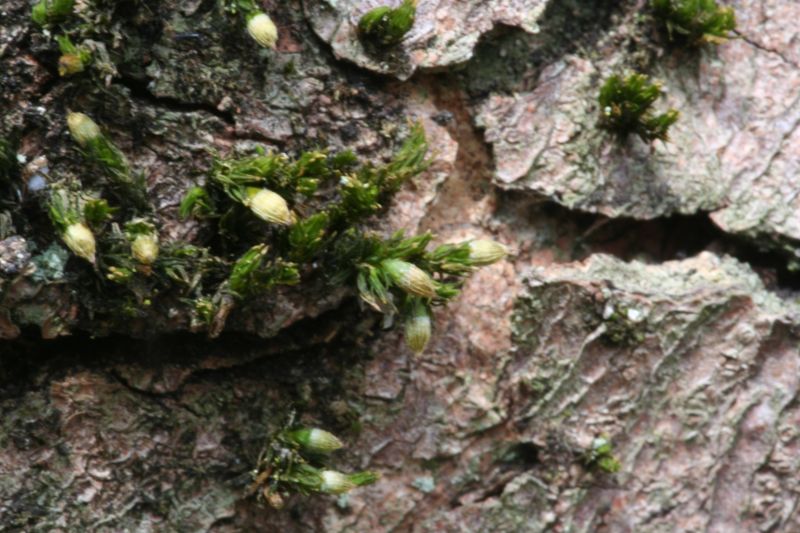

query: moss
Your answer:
[31,0,74,26]
[583,435,622,473]
[651,0,736,46]
[600,301,647,347]
[358,0,417,47]
[598,73,680,143]
[248,423,378,507]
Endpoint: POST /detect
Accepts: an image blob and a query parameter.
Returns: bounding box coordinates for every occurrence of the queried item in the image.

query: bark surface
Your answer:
[1,0,800,532]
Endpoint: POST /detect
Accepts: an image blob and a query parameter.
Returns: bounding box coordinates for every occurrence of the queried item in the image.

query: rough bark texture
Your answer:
[2,0,800,531]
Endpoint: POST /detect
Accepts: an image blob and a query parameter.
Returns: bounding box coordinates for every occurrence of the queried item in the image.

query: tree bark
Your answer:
[2,0,799,531]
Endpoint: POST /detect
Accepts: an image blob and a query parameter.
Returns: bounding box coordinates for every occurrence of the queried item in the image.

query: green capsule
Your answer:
[381,258,437,299]
[467,239,508,266]
[286,428,344,453]
[404,301,431,353]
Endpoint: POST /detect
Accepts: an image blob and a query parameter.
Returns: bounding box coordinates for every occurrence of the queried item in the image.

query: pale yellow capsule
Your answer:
[247,13,278,49]
[381,259,437,299]
[131,233,159,265]
[244,188,294,225]
[63,222,96,264]
[66,112,101,146]
[467,239,507,266]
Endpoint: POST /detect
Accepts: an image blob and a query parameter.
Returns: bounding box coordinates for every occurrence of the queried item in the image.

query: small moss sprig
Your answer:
[358,0,417,47]
[43,121,507,349]
[248,426,379,508]
[598,73,680,143]
[31,0,74,26]
[335,230,507,352]
[56,35,91,77]
[583,435,622,474]
[46,185,114,265]
[66,112,148,210]
[651,0,736,46]
[226,244,300,298]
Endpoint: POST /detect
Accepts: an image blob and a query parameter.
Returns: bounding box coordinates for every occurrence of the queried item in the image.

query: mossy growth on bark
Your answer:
[651,0,736,46]
[600,301,647,346]
[55,35,91,77]
[358,0,417,47]
[598,73,680,143]
[31,0,74,26]
[583,435,621,474]
[179,122,506,349]
[41,112,505,350]
[248,422,378,508]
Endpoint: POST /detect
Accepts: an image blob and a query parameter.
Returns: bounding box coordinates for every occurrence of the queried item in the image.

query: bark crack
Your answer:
[115,75,236,125]
[734,30,800,69]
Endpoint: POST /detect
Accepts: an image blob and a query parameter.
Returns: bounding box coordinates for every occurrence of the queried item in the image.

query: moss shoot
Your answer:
[248,424,378,508]
[598,73,680,143]
[358,0,417,47]
[651,0,736,46]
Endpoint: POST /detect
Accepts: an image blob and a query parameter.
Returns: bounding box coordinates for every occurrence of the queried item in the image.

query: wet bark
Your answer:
[2,0,800,531]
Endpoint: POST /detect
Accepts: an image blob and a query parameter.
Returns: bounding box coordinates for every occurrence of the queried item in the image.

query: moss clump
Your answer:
[248,425,378,508]
[583,435,621,474]
[41,115,505,346]
[358,0,417,47]
[31,0,74,26]
[598,73,680,143]
[601,302,647,346]
[56,35,91,77]
[181,124,506,347]
[651,0,736,46]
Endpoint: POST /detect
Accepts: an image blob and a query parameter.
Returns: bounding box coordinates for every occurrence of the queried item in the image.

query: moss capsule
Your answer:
[381,258,437,299]
[404,302,431,353]
[66,112,101,147]
[467,239,507,266]
[287,428,344,454]
[58,54,84,77]
[131,233,159,265]
[319,470,355,494]
[62,222,96,264]
[244,188,294,225]
[247,12,278,49]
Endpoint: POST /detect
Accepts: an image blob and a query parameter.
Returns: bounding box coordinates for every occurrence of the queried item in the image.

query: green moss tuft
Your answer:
[248,422,379,507]
[598,73,680,143]
[584,435,622,474]
[651,0,736,46]
[358,0,417,47]
[31,0,74,26]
